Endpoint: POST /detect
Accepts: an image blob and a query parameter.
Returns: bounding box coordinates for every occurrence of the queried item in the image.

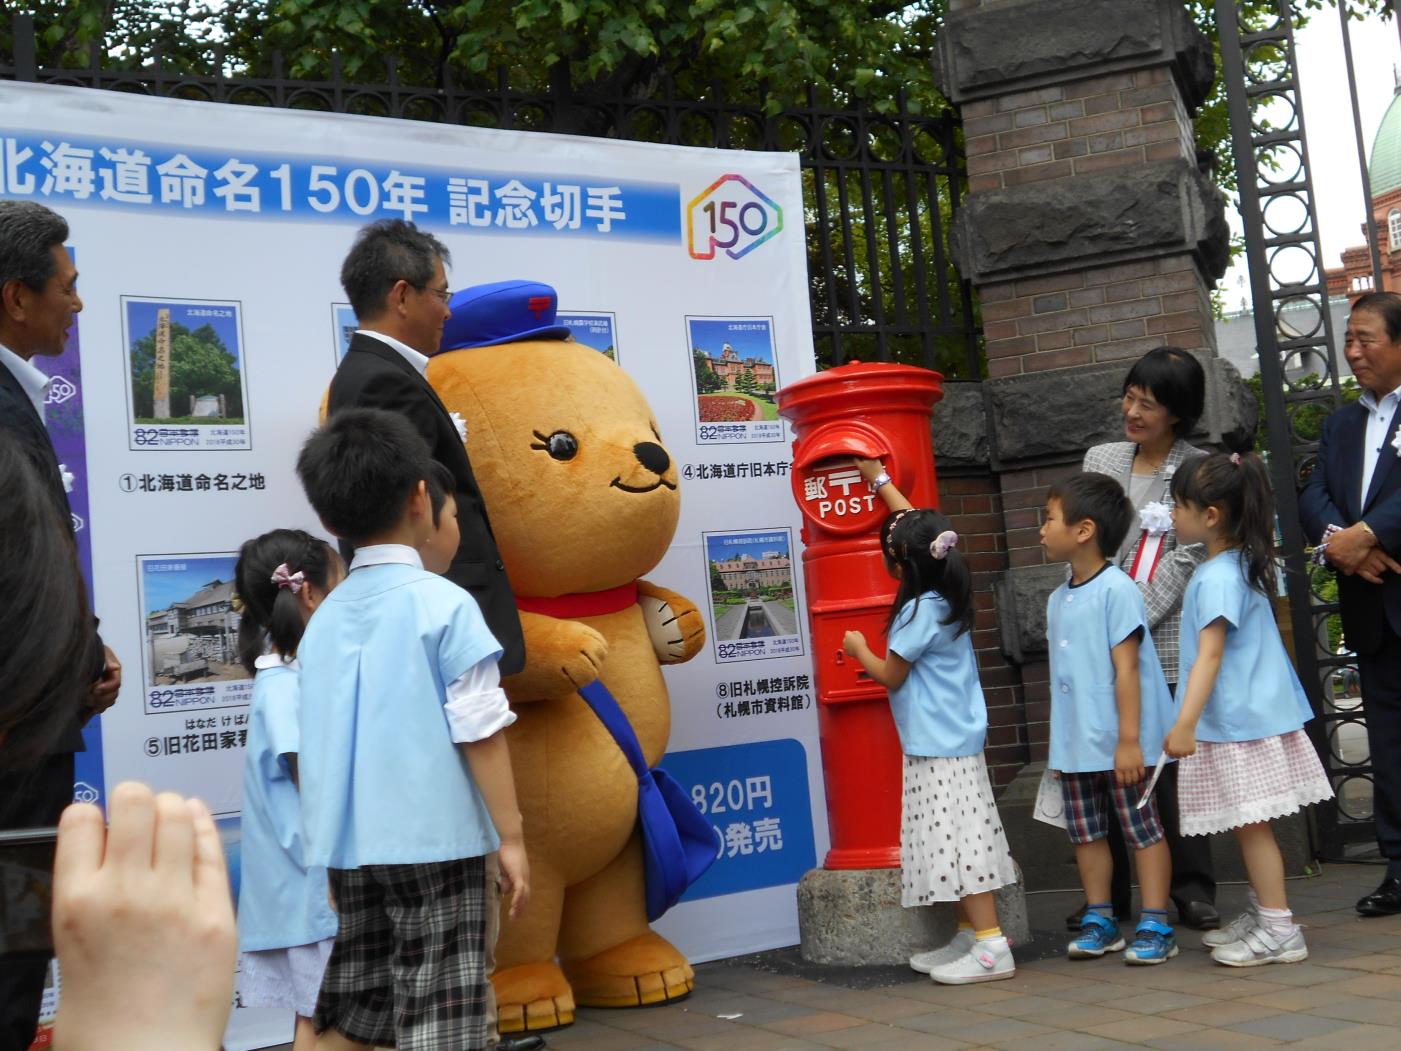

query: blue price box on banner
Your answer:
[659,738,816,902]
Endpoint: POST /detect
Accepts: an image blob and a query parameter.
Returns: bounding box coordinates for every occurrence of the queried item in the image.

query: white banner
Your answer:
[1,81,827,1048]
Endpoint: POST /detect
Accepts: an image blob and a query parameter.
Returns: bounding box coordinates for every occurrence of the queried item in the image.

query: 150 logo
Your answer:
[687,174,783,260]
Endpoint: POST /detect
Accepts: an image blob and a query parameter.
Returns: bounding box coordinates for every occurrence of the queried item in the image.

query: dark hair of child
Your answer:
[1046,472,1135,559]
[0,443,102,768]
[424,458,455,527]
[296,407,435,544]
[879,508,974,638]
[1170,451,1278,596]
[234,530,338,674]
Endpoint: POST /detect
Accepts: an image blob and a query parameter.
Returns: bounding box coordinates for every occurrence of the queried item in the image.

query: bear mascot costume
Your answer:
[427,280,709,1034]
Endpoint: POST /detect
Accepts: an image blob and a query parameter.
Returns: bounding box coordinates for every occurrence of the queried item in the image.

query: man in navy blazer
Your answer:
[1300,290,1401,916]
[0,201,119,1051]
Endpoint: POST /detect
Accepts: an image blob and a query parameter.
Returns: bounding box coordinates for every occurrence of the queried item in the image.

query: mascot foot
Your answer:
[492,961,576,1033]
[564,931,695,1009]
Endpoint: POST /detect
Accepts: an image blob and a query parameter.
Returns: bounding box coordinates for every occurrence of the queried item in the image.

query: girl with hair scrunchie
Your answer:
[841,458,1020,986]
[231,528,344,1050]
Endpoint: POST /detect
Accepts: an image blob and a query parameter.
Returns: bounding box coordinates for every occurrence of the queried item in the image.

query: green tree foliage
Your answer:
[709,561,728,595]
[693,347,724,393]
[1242,372,1361,453]
[736,365,758,395]
[130,321,244,420]
[20,2,1390,144]
[15,1,1391,375]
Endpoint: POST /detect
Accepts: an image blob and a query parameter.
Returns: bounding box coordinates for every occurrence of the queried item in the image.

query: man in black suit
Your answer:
[0,201,120,1051]
[327,221,539,1051]
[1300,290,1401,917]
[328,220,524,676]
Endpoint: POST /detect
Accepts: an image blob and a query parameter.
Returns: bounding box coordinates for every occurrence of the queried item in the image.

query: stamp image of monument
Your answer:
[121,297,251,451]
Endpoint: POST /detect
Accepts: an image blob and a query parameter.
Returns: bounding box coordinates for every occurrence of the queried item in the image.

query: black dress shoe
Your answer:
[1176,900,1221,931]
[493,1036,546,1051]
[1356,876,1401,916]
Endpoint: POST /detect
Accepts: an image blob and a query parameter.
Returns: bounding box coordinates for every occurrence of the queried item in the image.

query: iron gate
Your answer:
[0,13,981,380]
[1215,0,1386,856]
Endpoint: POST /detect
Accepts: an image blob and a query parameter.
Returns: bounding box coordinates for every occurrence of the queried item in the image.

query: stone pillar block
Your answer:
[935,0,1214,112]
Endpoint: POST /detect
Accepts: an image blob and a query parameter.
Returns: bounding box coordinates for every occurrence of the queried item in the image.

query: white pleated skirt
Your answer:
[901,753,1018,906]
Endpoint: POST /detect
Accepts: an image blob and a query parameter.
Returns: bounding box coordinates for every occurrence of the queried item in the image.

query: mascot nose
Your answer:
[633,441,670,475]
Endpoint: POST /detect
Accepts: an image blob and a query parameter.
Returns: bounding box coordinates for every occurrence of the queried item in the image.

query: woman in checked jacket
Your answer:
[1070,347,1218,933]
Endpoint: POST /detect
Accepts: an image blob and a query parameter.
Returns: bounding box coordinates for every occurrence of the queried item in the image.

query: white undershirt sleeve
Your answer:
[443,655,516,744]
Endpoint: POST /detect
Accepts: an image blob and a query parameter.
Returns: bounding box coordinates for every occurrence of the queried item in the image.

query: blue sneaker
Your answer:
[1125,918,1179,965]
[1068,911,1126,959]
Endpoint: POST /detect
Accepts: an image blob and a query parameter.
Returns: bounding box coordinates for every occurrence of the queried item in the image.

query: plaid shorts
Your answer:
[317,857,488,1051]
[1059,771,1164,849]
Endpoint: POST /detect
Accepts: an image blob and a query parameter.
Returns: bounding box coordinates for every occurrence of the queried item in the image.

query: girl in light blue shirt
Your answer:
[843,460,1018,987]
[1166,452,1332,968]
[232,529,342,1050]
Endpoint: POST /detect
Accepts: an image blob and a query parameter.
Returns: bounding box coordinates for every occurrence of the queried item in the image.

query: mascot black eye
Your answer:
[531,429,578,461]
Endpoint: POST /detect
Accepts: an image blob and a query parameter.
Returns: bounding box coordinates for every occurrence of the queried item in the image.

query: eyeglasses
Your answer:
[417,285,451,304]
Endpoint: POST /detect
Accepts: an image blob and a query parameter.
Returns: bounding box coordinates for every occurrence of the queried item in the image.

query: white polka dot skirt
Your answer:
[901,753,1019,906]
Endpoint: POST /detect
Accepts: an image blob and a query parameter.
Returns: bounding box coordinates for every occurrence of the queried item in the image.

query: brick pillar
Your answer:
[933,0,1245,773]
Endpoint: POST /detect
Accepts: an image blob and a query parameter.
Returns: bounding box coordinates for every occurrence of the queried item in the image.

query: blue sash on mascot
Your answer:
[577,680,717,921]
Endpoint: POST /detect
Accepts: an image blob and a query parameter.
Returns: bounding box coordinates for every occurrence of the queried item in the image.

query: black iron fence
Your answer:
[1214,0,1377,856]
[1,14,981,378]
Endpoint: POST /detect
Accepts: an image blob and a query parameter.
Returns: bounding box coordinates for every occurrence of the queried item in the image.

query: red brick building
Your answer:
[1325,80,1401,299]
[705,343,776,391]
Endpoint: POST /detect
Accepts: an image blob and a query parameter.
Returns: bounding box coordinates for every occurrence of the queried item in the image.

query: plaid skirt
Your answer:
[317,857,488,1051]
[1178,730,1334,836]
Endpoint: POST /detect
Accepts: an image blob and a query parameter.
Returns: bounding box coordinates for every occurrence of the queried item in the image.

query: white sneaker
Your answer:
[909,929,975,974]
[1202,910,1257,948]
[1210,924,1309,967]
[929,936,1015,985]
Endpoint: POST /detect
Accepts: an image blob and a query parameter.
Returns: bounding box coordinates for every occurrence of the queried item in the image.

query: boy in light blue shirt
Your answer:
[1041,472,1178,966]
[294,407,530,1051]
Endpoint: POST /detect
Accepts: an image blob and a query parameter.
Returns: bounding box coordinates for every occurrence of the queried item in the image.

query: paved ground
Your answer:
[533,861,1401,1051]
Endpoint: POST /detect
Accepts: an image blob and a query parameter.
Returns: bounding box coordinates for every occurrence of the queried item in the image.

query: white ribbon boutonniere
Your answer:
[449,411,467,444]
[1131,500,1173,583]
[1391,427,1401,458]
[1139,500,1173,537]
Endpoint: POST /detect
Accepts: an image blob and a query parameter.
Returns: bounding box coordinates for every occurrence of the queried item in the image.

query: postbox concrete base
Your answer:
[796,866,1030,966]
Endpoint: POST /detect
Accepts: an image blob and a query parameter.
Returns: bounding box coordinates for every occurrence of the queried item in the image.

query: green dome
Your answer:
[1371,88,1401,197]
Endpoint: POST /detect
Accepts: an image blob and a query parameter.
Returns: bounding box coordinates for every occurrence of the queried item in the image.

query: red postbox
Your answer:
[777,363,944,870]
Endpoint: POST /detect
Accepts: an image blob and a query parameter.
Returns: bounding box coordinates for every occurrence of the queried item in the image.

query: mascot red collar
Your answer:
[515,581,640,618]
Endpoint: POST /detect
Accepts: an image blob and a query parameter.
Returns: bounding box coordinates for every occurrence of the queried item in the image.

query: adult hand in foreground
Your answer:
[52,781,236,1051]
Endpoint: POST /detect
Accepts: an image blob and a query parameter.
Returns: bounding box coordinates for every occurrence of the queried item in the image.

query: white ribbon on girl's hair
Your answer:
[929,530,959,560]
[270,563,305,594]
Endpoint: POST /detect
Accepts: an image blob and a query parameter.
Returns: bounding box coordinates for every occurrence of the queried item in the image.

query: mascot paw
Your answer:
[492,961,576,1033]
[560,622,609,689]
[509,613,611,698]
[637,581,706,664]
[564,931,695,1008]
